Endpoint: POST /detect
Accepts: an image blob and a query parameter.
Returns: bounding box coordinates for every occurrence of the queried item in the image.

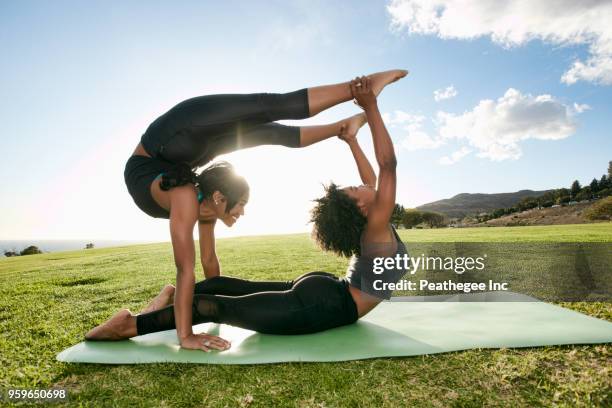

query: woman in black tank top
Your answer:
[310,75,408,316]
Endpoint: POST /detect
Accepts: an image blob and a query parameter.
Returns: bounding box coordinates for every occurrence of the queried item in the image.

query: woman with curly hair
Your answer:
[86,73,408,351]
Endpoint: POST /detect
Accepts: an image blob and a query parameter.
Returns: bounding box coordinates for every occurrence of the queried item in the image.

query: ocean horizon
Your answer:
[0,240,159,257]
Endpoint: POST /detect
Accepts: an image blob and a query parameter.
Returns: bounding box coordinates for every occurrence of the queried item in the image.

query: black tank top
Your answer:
[344,225,409,300]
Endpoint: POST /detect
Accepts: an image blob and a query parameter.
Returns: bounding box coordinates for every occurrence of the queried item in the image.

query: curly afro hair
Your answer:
[310,183,367,258]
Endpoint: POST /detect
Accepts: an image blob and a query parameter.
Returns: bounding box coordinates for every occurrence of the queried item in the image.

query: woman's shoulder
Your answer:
[359,224,398,257]
[361,223,397,242]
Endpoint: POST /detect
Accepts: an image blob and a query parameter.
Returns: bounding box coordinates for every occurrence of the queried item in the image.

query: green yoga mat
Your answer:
[57,292,612,364]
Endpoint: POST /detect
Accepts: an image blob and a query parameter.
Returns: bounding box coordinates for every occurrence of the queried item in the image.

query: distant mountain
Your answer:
[416,189,550,218]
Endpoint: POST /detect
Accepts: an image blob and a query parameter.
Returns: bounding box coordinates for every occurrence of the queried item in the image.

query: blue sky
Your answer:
[1,0,611,240]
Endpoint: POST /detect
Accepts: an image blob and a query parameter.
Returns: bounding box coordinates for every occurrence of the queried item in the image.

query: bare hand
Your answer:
[338,122,356,144]
[180,333,231,352]
[350,76,377,110]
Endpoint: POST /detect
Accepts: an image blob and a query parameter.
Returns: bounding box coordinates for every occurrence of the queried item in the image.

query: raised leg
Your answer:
[202,112,367,160]
[307,69,408,116]
[306,82,353,117]
[158,70,407,166]
[299,112,366,147]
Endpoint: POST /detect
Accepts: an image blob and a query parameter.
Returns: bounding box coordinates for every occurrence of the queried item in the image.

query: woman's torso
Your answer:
[125,143,206,219]
[345,225,409,317]
[133,144,173,213]
[124,144,173,219]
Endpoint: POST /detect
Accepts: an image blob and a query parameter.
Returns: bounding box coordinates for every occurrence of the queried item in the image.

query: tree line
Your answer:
[391,204,448,229]
[391,161,612,228]
[3,243,95,257]
[476,161,612,223]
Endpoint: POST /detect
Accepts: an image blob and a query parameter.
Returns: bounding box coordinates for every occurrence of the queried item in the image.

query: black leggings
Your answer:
[136,272,358,336]
[141,89,310,168]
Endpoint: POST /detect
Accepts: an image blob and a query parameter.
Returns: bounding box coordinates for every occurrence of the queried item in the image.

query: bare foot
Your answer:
[367,69,409,96]
[85,309,137,341]
[339,113,367,143]
[347,112,367,135]
[141,284,175,313]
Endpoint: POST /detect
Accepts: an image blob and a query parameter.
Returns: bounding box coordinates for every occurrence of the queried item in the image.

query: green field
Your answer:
[1,223,610,407]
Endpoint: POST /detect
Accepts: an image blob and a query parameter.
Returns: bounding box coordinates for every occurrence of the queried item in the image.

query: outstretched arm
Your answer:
[339,124,377,187]
[169,186,229,351]
[351,77,397,235]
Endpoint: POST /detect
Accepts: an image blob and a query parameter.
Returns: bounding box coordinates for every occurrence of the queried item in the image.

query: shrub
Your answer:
[20,246,42,256]
[584,197,612,220]
[597,187,611,198]
[401,209,423,228]
[421,211,447,228]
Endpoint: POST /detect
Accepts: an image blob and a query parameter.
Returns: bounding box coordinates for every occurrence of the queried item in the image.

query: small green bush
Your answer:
[20,245,42,256]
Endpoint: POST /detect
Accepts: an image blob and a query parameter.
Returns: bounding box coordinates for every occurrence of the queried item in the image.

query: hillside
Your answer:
[474,201,599,227]
[416,189,550,218]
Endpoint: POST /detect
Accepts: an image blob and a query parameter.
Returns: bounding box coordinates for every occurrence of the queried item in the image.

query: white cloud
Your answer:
[383,110,423,126]
[437,88,579,161]
[572,103,591,114]
[439,147,472,165]
[387,88,583,162]
[383,110,444,151]
[387,0,612,85]
[402,130,444,151]
[434,85,458,101]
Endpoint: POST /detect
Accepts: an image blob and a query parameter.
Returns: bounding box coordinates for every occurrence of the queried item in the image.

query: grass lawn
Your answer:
[0,223,610,407]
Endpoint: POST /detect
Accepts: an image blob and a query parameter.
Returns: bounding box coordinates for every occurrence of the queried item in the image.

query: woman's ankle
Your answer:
[121,314,138,338]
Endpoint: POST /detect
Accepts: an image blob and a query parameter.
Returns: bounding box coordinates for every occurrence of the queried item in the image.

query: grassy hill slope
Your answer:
[475,201,596,227]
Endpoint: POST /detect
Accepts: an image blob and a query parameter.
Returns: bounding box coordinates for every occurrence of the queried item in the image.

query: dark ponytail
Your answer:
[197,161,249,212]
[159,163,197,191]
[160,161,249,213]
